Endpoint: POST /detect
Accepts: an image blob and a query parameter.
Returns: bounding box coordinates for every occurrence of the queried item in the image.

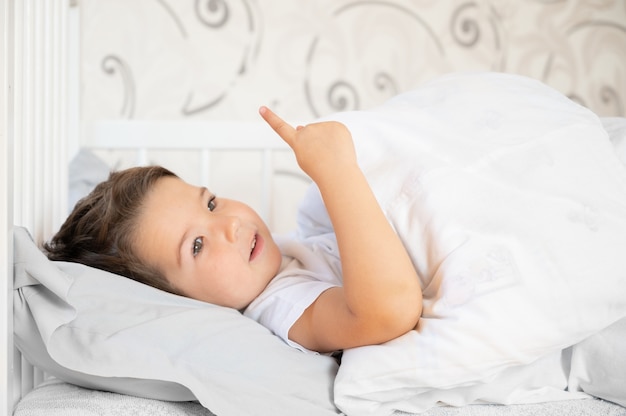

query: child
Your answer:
[45,106,423,354]
[49,71,611,356]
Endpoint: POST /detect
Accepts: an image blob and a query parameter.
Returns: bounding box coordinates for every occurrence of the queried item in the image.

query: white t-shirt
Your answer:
[243,233,343,352]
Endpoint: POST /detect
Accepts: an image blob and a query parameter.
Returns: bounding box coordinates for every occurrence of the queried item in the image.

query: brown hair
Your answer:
[44,165,179,293]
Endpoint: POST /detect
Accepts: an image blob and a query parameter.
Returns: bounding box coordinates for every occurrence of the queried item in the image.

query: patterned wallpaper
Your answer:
[81,0,626,124]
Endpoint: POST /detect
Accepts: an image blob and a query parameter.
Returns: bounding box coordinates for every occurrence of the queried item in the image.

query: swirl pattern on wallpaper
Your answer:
[101,55,135,119]
[304,1,446,117]
[195,0,230,28]
[90,0,261,118]
[561,19,626,115]
[182,0,260,115]
[451,3,485,48]
[156,0,187,37]
[82,0,626,121]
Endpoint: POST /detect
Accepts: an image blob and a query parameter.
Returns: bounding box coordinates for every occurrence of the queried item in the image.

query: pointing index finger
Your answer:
[259,106,296,145]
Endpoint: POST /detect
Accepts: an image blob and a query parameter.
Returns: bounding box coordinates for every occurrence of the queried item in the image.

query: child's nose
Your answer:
[219,216,240,243]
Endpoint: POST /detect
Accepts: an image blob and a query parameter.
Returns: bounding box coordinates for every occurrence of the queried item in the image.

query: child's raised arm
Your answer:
[259,107,422,352]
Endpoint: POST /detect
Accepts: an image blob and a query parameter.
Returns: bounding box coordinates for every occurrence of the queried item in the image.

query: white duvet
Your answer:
[295,73,626,415]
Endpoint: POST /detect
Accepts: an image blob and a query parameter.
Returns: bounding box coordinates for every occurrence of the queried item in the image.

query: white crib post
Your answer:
[2,0,77,412]
[1,1,16,414]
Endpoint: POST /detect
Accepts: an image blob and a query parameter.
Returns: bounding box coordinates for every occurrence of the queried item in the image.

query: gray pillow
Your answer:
[13,227,339,416]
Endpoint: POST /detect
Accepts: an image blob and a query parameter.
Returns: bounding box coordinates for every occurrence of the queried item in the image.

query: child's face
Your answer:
[134,176,282,310]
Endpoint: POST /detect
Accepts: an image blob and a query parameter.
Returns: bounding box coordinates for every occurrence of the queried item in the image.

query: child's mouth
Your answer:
[249,234,260,261]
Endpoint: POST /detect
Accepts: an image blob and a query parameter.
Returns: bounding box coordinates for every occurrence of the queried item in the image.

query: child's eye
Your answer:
[192,237,203,257]
[208,196,216,212]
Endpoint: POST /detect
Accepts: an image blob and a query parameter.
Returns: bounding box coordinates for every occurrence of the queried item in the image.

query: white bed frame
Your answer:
[2,1,80,412]
[3,1,73,413]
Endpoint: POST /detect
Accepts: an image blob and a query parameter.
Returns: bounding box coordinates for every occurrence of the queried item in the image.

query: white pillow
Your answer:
[303,73,626,415]
[13,227,340,416]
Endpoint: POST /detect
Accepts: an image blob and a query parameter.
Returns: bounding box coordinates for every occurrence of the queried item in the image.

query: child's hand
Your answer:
[259,106,357,183]
[259,106,422,353]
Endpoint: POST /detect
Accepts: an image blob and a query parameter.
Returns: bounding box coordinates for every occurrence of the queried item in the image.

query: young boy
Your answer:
[45,106,423,354]
[49,71,609,356]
